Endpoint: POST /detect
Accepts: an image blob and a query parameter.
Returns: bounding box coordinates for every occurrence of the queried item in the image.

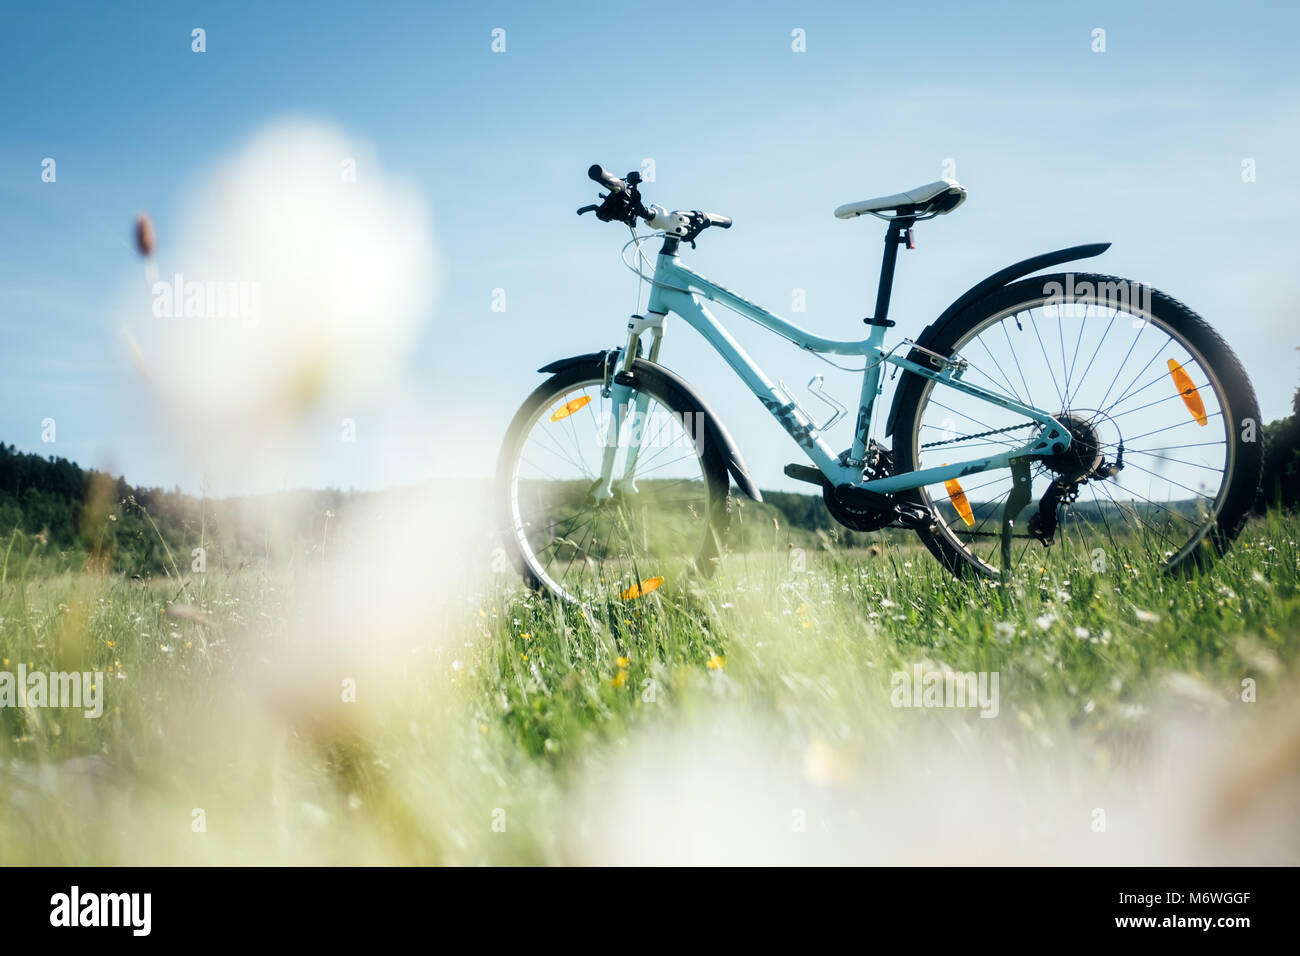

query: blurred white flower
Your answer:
[123,117,438,492]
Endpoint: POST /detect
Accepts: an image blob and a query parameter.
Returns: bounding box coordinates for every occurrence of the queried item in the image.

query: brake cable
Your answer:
[618,229,908,374]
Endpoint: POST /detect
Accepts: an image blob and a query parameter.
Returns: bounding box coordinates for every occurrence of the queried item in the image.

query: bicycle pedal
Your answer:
[896,507,937,532]
[834,485,936,531]
[784,463,827,487]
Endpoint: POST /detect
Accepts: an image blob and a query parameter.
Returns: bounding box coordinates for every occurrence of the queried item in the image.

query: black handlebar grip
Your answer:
[588,164,627,193]
[706,213,733,229]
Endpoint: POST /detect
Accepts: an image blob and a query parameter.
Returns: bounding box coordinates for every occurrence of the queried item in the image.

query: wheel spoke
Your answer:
[507,377,719,602]
[906,290,1238,578]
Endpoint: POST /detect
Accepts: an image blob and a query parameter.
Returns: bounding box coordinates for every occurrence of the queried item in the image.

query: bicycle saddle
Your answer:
[835,179,967,220]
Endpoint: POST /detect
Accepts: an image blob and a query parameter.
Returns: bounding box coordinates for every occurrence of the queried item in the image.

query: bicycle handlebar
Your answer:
[588,164,628,194]
[581,163,731,242]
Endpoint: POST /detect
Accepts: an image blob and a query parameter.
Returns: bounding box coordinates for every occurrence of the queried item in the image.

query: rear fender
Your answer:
[884,242,1111,436]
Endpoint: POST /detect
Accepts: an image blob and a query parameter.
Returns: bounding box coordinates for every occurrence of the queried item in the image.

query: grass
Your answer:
[0,511,1297,864]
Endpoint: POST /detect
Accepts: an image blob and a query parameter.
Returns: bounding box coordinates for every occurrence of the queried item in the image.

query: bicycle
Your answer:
[497,164,1262,604]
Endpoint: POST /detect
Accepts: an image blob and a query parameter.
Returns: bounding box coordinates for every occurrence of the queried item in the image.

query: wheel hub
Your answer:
[1039,413,1103,480]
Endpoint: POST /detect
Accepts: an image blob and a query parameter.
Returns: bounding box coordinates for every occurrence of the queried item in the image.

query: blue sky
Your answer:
[2,0,1297,495]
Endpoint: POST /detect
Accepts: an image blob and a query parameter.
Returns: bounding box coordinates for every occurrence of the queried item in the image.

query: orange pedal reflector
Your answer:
[620,576,664,600]
[943,476,975,526]
[1167,359,1207,426]
[550,395,592,421]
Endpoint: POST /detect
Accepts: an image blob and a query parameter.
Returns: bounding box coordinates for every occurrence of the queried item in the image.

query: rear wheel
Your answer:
[497,359,731,604]
[892,274,1262,579]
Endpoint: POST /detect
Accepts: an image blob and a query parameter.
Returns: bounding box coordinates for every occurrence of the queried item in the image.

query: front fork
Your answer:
[594,313,667,500]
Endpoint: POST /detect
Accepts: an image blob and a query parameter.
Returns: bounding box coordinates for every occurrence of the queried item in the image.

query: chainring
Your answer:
[823,444,897,532]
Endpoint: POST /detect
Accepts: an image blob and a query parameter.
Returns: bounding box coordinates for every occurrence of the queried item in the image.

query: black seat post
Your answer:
[868,217,914,327]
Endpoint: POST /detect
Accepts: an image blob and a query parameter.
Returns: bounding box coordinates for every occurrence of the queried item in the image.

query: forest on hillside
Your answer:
[2,385,1297,576]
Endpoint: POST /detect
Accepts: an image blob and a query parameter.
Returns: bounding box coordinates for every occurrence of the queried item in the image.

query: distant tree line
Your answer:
[0,443,346,576]
[2,384,1298,574]
[1260,386,1300,511]
[0,443,188,574]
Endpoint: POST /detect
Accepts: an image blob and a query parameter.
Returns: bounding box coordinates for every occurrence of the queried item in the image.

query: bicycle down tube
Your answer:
[618,251,1073,494]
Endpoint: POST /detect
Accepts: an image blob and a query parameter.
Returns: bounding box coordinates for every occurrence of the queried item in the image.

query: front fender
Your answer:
[884,242,1110,437]
[536,351,763,502]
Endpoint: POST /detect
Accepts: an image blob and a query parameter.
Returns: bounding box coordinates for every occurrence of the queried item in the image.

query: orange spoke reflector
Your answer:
[550,395,592,421]
[620,576,664,600]
[943,474,975,526]
[1168,359,1207,426]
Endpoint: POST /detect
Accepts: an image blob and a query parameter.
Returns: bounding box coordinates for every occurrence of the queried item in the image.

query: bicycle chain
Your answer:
[920,422,1035,449]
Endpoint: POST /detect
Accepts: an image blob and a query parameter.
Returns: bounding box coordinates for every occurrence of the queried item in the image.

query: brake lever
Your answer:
[682,211,710,248]
[578,175,648,225]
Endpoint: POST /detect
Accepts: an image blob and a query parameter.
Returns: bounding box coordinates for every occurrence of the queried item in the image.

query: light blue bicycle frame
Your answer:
[600,249,1070,496]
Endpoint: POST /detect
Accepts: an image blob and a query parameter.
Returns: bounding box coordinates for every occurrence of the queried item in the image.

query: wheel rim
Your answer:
[905,291,1236,577]
[506,377,716,603]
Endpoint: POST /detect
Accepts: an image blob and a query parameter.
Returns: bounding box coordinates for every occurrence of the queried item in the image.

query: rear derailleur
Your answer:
[1024,444,1125,547]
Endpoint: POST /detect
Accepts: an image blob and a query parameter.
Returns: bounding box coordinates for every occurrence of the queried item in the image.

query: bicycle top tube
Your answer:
[647,252,880,358]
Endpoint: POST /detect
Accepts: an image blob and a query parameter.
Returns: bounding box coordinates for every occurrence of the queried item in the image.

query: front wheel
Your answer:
[497,357,731,604]
[892,273,1262,579]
